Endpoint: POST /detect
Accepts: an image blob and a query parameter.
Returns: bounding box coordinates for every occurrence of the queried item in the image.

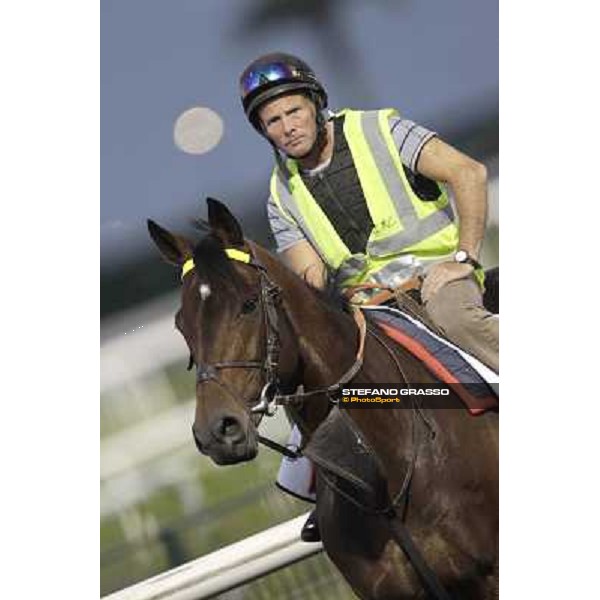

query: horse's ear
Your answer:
[147,219,192,266]
[207,197,244,247]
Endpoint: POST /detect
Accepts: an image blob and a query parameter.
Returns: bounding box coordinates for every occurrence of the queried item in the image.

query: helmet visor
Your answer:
[240,62,302,99]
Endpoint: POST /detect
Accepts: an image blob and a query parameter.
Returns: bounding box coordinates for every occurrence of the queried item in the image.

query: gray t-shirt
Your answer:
[267,113,437,253]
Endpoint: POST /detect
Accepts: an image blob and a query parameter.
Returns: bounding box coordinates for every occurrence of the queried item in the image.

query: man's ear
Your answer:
[207,197,244,247]
[147,220,193,265]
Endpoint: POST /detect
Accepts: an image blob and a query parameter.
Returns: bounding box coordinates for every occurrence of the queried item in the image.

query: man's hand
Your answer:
[421,261,473,304]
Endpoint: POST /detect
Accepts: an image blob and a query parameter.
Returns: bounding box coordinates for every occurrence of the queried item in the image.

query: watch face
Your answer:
[455,250,468,263]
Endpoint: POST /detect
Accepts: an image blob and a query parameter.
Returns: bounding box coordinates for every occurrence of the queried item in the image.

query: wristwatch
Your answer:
[454,250,482,269]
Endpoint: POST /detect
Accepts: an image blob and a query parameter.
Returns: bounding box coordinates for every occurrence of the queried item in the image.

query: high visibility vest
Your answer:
[270,108,460,289]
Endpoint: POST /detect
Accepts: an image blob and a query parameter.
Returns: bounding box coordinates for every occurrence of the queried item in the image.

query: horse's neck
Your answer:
[276,282,354,382]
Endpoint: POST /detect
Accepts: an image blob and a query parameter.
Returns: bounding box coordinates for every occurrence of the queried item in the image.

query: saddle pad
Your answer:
[364,306,498,415]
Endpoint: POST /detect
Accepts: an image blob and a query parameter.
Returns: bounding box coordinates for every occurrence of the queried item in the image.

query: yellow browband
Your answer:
[180,248,251,280]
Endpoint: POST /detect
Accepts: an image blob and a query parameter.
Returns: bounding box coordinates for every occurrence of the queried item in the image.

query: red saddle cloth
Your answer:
[367,307,498,415]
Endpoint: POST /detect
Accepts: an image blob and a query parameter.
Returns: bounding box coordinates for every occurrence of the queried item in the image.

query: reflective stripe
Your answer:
[180,250,252,280]
[357,110,456,256]
[340,254,420,287]
[376,110,446,219]
[337,252,484,293]
[181,258,195,280]
[225,248,251,263]
[336,254,427,288]
[343,111,401,236]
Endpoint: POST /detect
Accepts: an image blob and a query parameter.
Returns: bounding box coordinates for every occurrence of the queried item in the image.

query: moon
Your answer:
[173,106,224,155]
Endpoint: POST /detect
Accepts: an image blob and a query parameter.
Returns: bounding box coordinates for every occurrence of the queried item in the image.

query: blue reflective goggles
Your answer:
[240,62,299,98]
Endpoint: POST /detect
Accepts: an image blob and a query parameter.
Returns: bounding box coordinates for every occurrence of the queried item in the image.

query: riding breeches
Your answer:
[425,277,499,373]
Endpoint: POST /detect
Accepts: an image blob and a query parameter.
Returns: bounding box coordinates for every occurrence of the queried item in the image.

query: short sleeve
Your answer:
[389,116,437,171]
[267,195,306,253]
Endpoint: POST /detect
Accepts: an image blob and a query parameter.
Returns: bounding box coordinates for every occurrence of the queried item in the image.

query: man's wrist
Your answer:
[454,249,482,270]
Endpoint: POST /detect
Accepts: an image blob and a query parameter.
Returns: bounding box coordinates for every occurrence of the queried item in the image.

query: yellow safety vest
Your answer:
[270,108,460,289]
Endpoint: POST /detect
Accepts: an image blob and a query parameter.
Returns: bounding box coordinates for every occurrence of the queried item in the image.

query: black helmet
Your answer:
[239,53,328,130]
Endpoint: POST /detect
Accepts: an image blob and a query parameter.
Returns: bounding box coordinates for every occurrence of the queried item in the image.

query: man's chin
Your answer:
[284,142,312,159]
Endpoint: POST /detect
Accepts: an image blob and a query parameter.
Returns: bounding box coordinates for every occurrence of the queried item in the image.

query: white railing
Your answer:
[102,512,322,600]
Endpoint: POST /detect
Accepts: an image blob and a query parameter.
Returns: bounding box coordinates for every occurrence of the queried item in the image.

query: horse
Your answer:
[147,198,499,599]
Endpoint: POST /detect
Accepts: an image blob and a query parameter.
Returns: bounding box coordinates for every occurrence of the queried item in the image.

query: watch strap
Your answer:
[455,251,482,270]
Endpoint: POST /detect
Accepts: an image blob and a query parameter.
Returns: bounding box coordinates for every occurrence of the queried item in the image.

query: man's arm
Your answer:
[267,195,327,289]
[417,137,488,259]
[415,137,488,302]
[281,240,327,290]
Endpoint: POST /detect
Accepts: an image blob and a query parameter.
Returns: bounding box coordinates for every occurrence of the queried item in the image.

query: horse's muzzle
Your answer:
[192,415,258,465]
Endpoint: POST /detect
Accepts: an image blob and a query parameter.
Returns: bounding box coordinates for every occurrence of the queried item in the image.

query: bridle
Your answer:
[180,246,367,419]
[182,247,283,418]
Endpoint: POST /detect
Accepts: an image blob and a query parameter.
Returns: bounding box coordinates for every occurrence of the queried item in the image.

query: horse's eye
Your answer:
[241,297,259,314]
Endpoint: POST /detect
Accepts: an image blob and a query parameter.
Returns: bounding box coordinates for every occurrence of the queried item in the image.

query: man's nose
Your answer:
[282,116,295,135]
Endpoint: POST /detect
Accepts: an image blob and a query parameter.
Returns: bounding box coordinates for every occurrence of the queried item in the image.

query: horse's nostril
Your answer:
[217,416,243,441]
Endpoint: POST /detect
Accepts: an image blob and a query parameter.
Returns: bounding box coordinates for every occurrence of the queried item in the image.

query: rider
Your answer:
[239,52,499,541]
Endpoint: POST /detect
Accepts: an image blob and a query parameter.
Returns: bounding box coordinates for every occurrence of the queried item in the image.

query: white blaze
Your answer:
[199,283,211,300]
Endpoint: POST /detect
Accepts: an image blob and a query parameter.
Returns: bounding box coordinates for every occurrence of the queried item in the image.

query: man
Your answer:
[239,53,498,541]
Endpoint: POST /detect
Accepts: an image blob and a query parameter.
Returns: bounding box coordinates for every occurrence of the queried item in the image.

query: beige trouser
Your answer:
[424,277,499,373]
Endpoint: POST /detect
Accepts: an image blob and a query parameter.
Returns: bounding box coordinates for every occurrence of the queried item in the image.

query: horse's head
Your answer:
[148,199,299,465]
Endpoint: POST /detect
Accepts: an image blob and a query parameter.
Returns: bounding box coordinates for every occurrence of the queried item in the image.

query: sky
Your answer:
[101,0,498,268]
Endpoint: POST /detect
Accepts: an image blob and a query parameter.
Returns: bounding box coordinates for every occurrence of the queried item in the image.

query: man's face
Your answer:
[257,93,318,159]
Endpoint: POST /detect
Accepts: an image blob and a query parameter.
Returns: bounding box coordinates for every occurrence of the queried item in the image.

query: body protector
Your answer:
[270,109,459,290]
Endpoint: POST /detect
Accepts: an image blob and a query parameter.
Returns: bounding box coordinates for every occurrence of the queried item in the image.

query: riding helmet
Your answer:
[239,52,328,131]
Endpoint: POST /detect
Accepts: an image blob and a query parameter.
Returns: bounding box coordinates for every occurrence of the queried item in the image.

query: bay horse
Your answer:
[147,198,498,599]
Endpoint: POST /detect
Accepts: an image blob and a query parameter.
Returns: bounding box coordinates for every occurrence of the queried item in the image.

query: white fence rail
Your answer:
[102,512,322,600]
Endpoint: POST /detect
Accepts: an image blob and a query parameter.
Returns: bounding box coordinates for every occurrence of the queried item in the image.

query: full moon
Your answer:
[173,106,224,155]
